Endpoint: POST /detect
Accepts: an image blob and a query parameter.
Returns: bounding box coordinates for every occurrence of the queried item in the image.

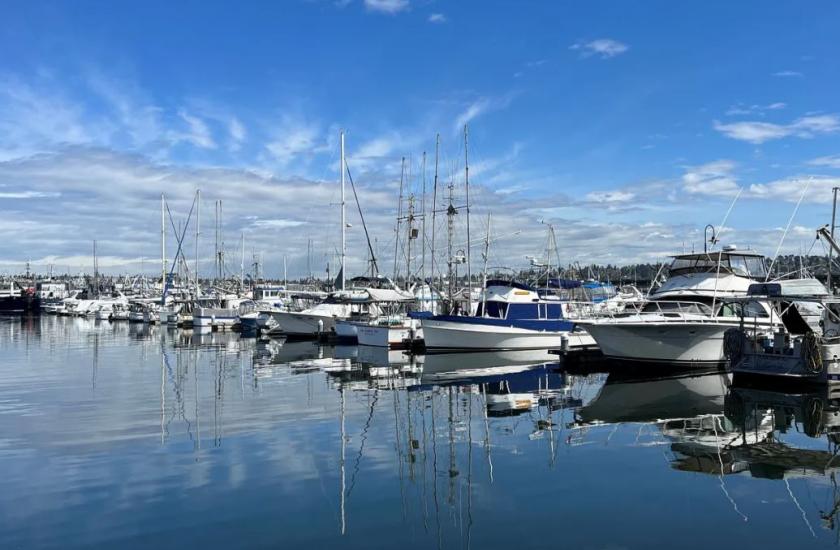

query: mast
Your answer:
[161,193,165,290]
[421,151,427,286]
[195,190,200,297]
[214,200,218,282]
[93,239,98,298]
[340,130,346,291]
[482,213,491,316]
[464,124,473,315]
[240,232,245,293]
[394,157,406,283]
[431,134,440,313]
[830,187,838,292]
[283,255,287,288]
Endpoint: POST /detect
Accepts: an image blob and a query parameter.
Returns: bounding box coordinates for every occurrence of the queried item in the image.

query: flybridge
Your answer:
[668,250,767,278]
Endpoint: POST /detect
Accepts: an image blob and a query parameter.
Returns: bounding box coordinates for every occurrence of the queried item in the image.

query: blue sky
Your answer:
[1,0,840,276]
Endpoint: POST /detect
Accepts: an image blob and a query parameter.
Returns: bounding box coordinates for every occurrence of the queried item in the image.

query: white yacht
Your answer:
[578,247,779,366]
[271,289,371,338]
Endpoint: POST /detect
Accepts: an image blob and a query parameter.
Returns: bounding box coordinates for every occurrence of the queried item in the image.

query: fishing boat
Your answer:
[726,278,840,385]
[193,295,251,329]
[578,246,779,366]
[420,279,595,351]
[0,281,40,314]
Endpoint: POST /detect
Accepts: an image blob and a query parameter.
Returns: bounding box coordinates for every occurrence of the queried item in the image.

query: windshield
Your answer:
[643,301,713,315]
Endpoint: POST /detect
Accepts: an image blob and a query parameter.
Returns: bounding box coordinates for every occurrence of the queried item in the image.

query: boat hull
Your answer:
[0,295,40,315]
[421,318,592,351]
[583,322,735,365]
[334,320,359,342]
[270,311,337,337]
[193,307,239,328]
[356,323,412,349]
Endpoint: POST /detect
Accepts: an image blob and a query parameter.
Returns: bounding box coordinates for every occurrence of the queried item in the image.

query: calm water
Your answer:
[2,316,840,549]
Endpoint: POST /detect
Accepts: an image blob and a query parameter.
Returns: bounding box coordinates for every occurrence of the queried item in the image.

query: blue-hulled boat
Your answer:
[419,279,596,352]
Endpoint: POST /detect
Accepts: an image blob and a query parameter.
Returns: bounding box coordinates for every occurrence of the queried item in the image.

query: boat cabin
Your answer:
[475,280,565,320]
[667,249,767,279]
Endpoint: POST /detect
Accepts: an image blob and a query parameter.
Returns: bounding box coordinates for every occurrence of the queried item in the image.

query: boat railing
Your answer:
[568,299,744,324]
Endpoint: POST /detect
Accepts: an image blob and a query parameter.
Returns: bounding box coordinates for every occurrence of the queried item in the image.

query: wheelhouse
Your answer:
[667,250,767,279]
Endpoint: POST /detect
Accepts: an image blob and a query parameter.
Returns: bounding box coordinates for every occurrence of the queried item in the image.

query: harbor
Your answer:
[4,1,840,548]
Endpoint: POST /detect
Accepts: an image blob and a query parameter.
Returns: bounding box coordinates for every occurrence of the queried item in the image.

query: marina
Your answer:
[3,1,840,548]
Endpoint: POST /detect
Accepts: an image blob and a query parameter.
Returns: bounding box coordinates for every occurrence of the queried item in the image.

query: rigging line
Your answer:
[345,160,379,277]
[786,478,817,538]
[767,177,812,281]
[347,389,379,497]
[712,415,748,522]
[715,187,743,246]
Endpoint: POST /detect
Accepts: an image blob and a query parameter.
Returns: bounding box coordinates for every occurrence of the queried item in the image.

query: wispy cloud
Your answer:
[264,116,327,167]
[228,117,246,151]
[453,94,515,133]
[773,70,804,78]
[713,114,840,144]
[364,0,409,14]
[682,160,740,197]
[428,13,446,23]
[808,155,840,169]
[171,110,216,149]
[725,102,786,116]
[570,39,628,59]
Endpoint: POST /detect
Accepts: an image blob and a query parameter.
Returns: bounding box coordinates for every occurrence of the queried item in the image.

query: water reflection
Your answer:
[4,316,840,548]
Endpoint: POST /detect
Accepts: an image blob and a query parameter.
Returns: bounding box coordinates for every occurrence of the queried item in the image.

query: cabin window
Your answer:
[728,256,749,276]
[717,303,740,317]
[746,257,767,278]
[483,301,508,319]
[644,301,712,315]
[743,300,768,318]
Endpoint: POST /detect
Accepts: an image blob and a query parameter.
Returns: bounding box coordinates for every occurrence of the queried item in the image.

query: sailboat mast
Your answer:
[421,151,427,286]
[93,239,98,298]
[830,186,838,292]
[394,157,405,283]
[195,190,200,297]
[161,193,165,290]
[340,130,346,291]
[240,232,245,292]
[464,124,472,315]
[431,134,440,312]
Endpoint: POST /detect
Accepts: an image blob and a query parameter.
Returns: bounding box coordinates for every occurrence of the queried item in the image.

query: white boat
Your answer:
[578,246,779,366]
[421,280,595,351]
[270,289,374,338]
[355,316,418,349]
[193,295,250,329]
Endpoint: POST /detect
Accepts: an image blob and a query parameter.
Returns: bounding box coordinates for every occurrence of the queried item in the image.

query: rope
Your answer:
[803,331,824,374]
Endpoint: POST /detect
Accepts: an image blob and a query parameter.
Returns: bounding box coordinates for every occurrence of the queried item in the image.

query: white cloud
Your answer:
[725,102,786,116]
[585,190,636,203]
[748,176,840,203]
[682,160,740,197]
[251,219,306,229]
[0,190,61,199]
[428,13,446,23]
[570,39,628,59]
[808,155,840,169]
[773,70,803,78]
[453,95,514,133]
[172,110,216,149]
[264,117,327,167]
[714,114,840,144]
[229,117,246,150]
[364,0,409,14]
